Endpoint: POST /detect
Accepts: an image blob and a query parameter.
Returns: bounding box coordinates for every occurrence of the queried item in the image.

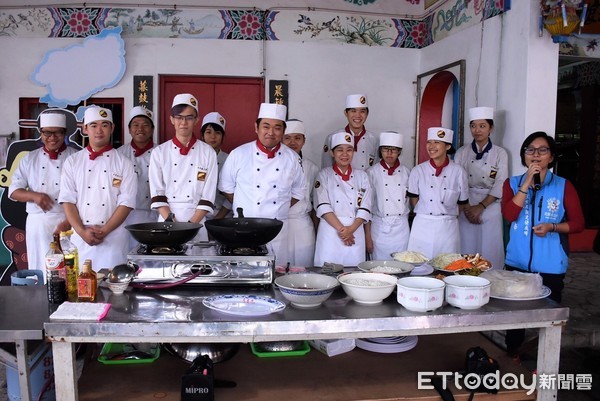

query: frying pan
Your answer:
[125,216,202,247]
[204,208,283,248]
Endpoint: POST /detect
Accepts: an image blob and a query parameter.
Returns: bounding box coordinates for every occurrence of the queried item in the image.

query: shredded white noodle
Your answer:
[344,278,391,287]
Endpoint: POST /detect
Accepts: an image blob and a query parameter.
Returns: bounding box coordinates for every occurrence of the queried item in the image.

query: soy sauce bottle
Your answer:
[45,241,66,304]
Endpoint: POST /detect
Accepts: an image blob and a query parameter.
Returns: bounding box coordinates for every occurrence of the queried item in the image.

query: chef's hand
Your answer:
[365,236,374,254]
[80,227,102,246]
[343,235,355,246]
[91,225,111,241]
[33,192,54,212]
[464,205,483,224]
[533,223,553,237]
[53,220,71,235]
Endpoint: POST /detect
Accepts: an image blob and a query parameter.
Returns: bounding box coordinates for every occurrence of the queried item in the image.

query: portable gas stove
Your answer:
[127,241,275,286]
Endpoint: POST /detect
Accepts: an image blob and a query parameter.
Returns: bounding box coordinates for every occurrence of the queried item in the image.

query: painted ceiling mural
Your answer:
[0,0,508,49]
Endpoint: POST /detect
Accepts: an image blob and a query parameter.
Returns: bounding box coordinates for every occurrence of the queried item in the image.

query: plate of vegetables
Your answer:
[430,253,492,275]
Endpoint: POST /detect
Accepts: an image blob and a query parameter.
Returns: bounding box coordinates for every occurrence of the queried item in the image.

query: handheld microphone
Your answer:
[533,173,541,191]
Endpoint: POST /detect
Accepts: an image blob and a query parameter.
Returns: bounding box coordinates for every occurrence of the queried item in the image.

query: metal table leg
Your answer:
[15,339,32,401]
[52,341,78,401]
[536,324,562,401]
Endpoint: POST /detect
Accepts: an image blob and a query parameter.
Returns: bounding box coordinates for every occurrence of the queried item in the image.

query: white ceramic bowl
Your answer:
[443,275,491,309]
[337,272,398,305]
[108,280,130,295]
[274,273,339,308]
[396,277,445,312]
[357,260,414,276]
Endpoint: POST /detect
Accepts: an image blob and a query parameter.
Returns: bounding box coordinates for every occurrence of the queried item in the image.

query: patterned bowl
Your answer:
[275,273,339,308]
[396,277,445,312]
[443,275,490,310]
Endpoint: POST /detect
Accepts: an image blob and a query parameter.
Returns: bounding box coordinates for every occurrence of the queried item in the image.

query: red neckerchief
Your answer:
[380,159,400,176]
[86,144,113,160]
[44,144,66,160]
[345,125,366,152]
[333,164,352,181]
[131,141,154,157]
[429,157,450,177]
[256,140,281,159]
[173,136,197,156]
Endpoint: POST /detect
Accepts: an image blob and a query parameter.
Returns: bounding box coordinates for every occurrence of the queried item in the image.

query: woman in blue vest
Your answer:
[502,131,584,356]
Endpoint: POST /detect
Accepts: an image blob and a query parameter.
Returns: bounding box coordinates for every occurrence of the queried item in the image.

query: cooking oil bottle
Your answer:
[77,260,97,302]
[60,230,79,300]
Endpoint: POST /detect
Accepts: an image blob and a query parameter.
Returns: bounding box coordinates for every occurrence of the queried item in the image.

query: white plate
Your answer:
[490,286,551,301]
[203,295,286,316]
[356,336,418,353]
[410,264,434,276]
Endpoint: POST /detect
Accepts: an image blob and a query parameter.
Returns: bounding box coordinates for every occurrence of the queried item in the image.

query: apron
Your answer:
[26,212,65,277]
[159,204,208,242]
[269,220,289,266]
[408,214,460,259]
[370,215,410,260]
[72,225,130,271]
[124,209,159,250]
[458,187,505,269]
[287,214,316,267]
[314,216,365,267]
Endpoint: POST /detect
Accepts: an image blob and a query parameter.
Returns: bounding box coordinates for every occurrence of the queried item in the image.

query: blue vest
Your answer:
[505,172,568,274]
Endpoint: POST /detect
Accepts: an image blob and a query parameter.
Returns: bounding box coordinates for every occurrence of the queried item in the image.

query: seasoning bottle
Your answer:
[85,258,98,282]
[45,241,66,304]
[77,260,97,302]
[60,231,79,300]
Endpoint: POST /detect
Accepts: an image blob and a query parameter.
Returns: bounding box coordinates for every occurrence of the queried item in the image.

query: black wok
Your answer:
[125,221,202,247]
[204,208,282,248]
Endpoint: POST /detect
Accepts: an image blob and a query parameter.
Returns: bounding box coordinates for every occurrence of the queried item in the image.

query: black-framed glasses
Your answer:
[173,115,196,122]
[524,147,550,155]
[381,146,400,153]
[40,130,65,138]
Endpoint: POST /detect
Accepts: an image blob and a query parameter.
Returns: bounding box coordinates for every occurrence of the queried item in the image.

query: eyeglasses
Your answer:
[524,147,550,155]
[40,131,65,138]
[381,146,400,153]
[173,115,196,122]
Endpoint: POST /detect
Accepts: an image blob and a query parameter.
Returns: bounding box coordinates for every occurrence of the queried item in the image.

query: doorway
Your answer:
[159,75,264,152]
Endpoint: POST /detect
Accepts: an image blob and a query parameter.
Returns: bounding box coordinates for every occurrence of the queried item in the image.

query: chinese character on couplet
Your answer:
[138,80,148,93]
[274,85,283,97]
[138,93,148,105]
[558,374,575,390]
[275,98,284,105]
[575,374,593,390]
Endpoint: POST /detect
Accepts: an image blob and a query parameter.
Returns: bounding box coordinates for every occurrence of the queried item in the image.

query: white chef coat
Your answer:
[149,139,218,241]
[313,166,372,267]
[321,127,379,170]
[117,142,159,249]
[9,145,78,274]
[406,160,469,259]
[59,148,137,270]
[366,161,411,260]
[219,141,305,265]
[454,142,509,269]
[287,157,319,267]
[205,149,231,220]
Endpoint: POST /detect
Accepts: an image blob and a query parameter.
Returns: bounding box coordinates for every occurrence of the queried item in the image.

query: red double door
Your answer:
[159,75,264,153]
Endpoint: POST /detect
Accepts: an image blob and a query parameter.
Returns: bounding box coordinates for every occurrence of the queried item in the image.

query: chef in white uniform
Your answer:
[9,111,78,276]
[455,107,508,269]
[282,119,319,267]
[149,94,218,241]
[313,131,373,267]
[322,94,378,171]
[407,127,469,259]
[200,111,231,221]
[219,103,304,265]
[117,106,158,249]
[59,106,137,271]
[365,131,411,260]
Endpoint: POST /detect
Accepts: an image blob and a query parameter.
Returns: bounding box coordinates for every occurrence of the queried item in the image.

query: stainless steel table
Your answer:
[0,285,50,401]
[45,284,569,401]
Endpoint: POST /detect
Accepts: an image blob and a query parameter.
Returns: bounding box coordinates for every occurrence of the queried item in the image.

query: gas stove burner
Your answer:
[137,244,188,255]
[218,245,268,256]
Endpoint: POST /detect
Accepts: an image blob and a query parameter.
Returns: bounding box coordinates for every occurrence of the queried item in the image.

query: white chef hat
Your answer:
[39,112,66,129]
[172,93,199,113]
[346,94,368,108]
[330,130,354,149]
[468,107,494,122]
[84,106,113,125]
[285,119,305,136]
[257,103,287,122]
[128,106,154,127]
[379,131,403,148]
[202,112,226,131]
[427,127,453,144]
